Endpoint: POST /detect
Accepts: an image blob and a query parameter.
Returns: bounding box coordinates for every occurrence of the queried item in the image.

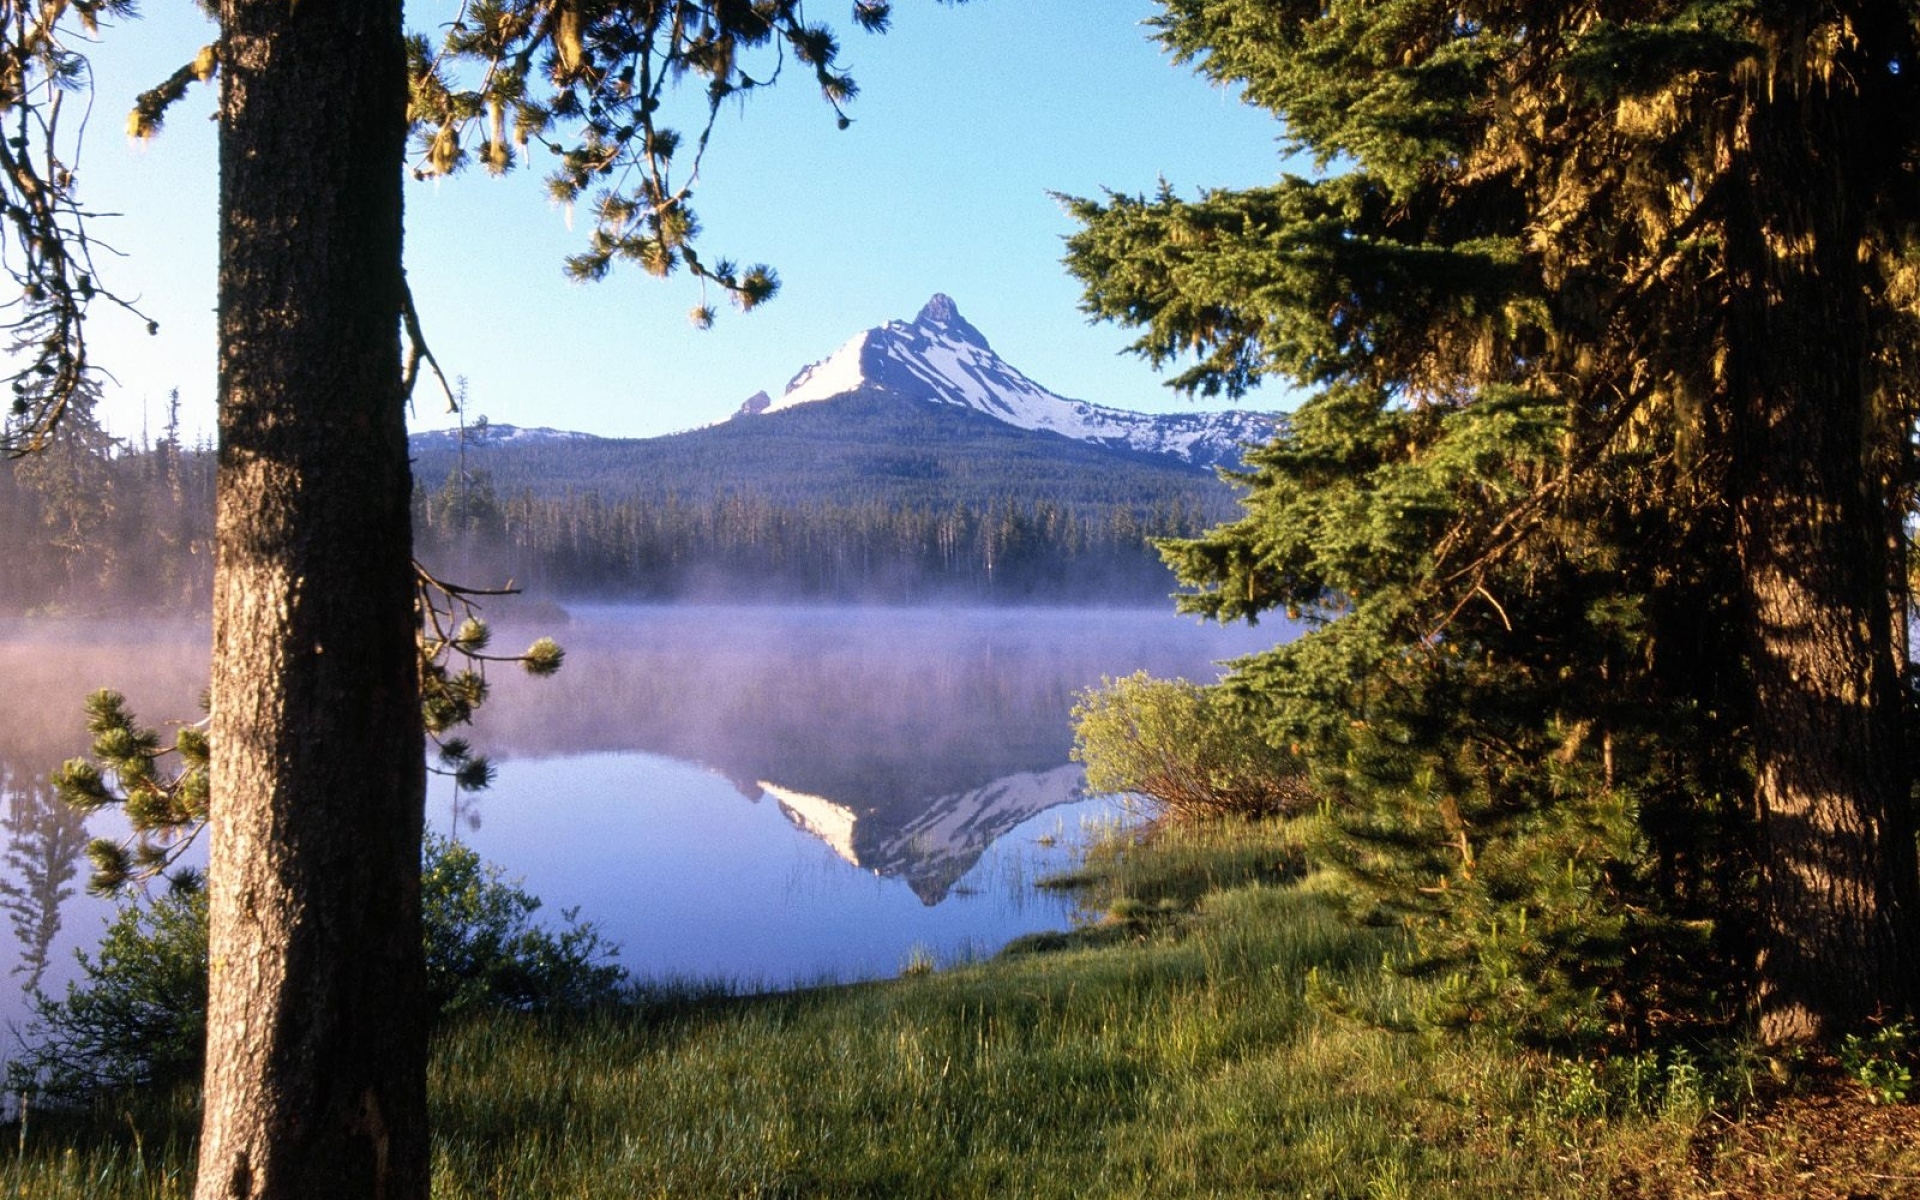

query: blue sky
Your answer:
[74,1,1298,445]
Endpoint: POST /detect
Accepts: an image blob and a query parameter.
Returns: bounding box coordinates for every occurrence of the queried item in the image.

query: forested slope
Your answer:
[2,395,1249,613]
[410,393,1242,602]
[410,391,1237,513]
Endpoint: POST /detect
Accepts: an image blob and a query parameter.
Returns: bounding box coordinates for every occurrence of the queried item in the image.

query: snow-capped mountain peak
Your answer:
[740,294,1277,469]
[912,291,989,348]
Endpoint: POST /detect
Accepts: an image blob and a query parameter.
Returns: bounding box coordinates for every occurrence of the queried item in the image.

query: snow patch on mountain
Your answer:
[741,294,1278,469]
[410,422,602,450]
[780,330,876,406]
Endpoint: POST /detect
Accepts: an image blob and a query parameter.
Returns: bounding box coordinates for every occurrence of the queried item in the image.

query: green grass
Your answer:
[0,818,1801,1198]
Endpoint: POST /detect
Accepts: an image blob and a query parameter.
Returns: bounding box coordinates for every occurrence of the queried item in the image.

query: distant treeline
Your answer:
[2,435,1224,614]
[0,420,216,616]
[414,469,1219,603]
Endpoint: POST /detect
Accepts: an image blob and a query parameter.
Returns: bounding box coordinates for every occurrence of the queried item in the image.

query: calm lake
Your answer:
[0,604,1277,1039]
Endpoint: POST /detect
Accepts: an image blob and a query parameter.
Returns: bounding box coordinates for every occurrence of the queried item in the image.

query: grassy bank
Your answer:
[7,818,1919,1198]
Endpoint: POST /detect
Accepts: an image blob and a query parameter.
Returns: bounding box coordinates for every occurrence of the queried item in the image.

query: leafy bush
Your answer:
[12,834,623,1099]
[422,834,623,1019]
[12,879,209,1096]
[1841,1021,1914,1105]
[1072,671,1310,821]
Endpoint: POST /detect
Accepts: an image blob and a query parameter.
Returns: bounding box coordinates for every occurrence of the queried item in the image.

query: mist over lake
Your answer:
[0,604,1280,1036]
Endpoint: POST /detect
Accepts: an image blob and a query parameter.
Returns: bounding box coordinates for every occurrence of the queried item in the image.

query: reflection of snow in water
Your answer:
[763,782,862,866]
[1,607,1283,1036]
[447,751,1126,991]
[761,763,1092,905]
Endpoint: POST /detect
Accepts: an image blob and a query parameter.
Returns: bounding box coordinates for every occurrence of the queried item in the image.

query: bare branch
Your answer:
[0,1,158,456]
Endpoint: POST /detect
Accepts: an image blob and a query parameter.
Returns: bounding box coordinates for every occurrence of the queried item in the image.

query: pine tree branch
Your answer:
[401,276,458,412]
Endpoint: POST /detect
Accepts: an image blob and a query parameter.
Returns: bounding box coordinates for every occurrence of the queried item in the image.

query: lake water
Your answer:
[0,604,1277,1038]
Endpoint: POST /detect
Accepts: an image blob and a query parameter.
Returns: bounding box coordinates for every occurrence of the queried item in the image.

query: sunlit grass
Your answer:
[0,817,1832,1198]
[3,1084,197,1200]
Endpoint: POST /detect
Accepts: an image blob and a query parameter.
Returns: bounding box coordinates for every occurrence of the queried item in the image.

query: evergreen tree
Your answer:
[11,398,120,605]
[5,2,957,1196]
[1066,1,1920,1045]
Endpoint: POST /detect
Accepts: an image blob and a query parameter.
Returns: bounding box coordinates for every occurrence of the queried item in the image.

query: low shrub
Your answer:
[1072,671,1311,821]
[422,835,624,1019]
[11,834,623,1100]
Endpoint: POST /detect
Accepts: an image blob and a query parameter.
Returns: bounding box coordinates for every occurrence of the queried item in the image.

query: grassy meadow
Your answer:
[6,817,1917,1199]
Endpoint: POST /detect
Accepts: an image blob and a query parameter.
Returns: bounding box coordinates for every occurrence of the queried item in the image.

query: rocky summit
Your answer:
[733,294,1280,470]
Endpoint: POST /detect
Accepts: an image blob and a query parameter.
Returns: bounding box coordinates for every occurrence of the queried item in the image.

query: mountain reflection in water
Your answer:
[458,605,1275,915]
[759,764,1084,905]
[0,606,1280,1018]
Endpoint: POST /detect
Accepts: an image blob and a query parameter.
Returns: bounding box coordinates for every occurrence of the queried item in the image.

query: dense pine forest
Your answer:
[1,412,1234,615]
[0,410,216,617]
[417,475,1218,602]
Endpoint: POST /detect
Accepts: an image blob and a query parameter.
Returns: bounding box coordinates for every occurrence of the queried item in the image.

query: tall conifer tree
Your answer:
[7,2,949,1195]
[1067,1,1920,1043]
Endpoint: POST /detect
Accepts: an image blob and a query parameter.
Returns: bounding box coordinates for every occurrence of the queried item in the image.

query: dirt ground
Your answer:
[1614,1073,1920,1200]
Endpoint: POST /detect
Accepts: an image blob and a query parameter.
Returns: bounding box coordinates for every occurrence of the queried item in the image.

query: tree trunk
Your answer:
[197,4,424,1198]
[1724,49,1920,1044]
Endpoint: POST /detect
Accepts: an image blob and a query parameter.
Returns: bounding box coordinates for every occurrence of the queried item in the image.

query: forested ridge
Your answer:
[1,396,1237,613]
[409,392,1241,509]
[412,395,1238,601]
[420,483,1218,601]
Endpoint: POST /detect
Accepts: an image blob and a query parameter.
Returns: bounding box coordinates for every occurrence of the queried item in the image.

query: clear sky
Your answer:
[71,1,1299,446]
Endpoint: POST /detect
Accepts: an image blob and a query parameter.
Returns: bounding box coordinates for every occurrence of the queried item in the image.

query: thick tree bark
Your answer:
[1724,45,1920,1043]
[197,4,424,1199]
